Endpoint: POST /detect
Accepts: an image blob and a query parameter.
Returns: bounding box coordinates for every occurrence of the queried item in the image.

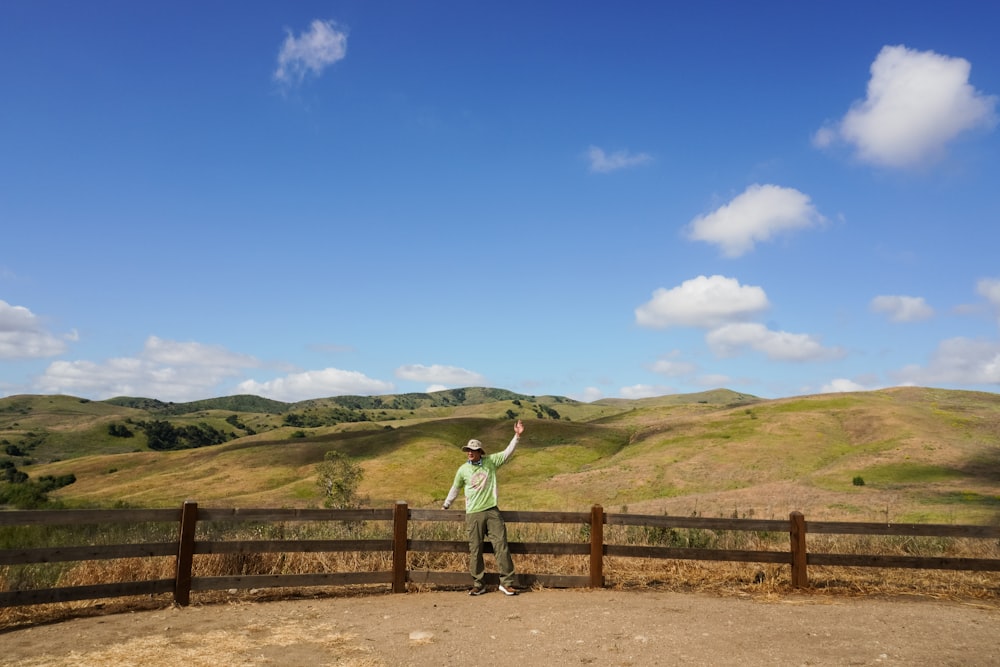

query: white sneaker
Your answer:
[498,585,519,596]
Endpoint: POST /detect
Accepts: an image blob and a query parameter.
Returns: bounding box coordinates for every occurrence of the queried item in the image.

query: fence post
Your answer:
[392,501,408,593]
[590,504,605,588]
[174,500,198,606]
[789,511,808,588]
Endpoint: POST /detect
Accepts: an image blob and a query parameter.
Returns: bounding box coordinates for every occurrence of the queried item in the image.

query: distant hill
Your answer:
[101,387,562,415]
[3,387,999,525]
[104,394,292,415]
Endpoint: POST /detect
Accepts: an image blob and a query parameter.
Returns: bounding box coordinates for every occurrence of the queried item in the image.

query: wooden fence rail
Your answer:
[1,501,998,608]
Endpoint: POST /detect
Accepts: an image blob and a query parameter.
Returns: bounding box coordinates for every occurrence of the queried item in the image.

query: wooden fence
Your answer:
[1,501,998,608]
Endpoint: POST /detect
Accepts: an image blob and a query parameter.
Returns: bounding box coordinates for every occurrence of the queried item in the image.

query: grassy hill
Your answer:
[2,387,999,524]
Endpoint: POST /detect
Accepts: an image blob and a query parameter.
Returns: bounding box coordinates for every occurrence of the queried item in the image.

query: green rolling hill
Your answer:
[1,386,998,524]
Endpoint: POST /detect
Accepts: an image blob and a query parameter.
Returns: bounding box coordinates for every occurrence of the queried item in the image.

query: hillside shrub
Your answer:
[136,419,231,451]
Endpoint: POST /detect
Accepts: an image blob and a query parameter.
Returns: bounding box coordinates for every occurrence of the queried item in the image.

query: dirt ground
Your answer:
[4,588,1000,667]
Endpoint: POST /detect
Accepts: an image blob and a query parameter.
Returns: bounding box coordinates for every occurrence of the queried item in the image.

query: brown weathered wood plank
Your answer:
[196,508,393,523]
[193,539,393,555]
[174,500,197,606]
[0,508,179,526]
[501,510,593,523]
[807,553,1000,571]
[606,513,788,532]
[0,580,174,607]
[790,511,808,588]
[0,542,176,566]
[392,501,408,593]
[407,570,589,589]
[190,571,393,591]
[605,544,791,564]
[406,540,589,556]
[806,521,1000,538]
[590,505,605,588]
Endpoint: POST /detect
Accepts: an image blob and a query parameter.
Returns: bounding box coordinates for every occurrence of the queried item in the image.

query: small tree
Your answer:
[316,450,364,509]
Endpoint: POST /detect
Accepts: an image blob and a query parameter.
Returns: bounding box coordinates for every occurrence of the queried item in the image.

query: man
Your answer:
[442,419,524,596]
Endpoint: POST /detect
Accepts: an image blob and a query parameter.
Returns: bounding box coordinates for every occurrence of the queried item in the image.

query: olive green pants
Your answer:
[466,506,516,588]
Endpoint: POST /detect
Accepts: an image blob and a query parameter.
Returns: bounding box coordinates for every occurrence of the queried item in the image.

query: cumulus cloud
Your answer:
[870,295,934,322]
[649,352,698,377]
[0,300,69,359]
[706,322,844,362]
[394,364,486,388]
[142,335,257,368]
[587,146,652,173]
[274,19,348,86]
[685,184,826,257]
[572,386,605,402]
[36,336,259,401]
[619,384,672,399]
[237,368,394,402]
[821,378,877,393]
[893,337,1000,386]
[815,45,998,167]
[649,359,697,376]
[635,275,770,329]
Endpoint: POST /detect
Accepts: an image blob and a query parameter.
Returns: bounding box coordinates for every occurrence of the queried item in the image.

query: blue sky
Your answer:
[2,1,1000,403]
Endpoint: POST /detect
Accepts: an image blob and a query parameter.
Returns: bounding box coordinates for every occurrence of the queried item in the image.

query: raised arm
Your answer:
[499,419,524,460]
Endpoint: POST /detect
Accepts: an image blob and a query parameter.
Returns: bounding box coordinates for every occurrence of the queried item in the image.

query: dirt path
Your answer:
[4,589,1000,666]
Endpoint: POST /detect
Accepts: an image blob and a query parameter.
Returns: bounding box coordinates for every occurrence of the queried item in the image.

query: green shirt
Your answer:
[447,435,518,513]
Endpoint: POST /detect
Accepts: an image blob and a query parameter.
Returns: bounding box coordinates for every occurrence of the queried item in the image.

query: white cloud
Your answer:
[394,364,486,387]
[619,384,672,399]
[685,184,826,257]
[649,352,697,377]
[706,322,844,362]
[821,378,876,393]
[142,335,257,368]
[870,295,934,322]
[237,368,394,402]
[816,45,997,167]
[36,336,259,401]
[572,386,605,402]
[0,300,68,359]
[587,146,652,173]
[274,19,348,86]
[811,126,836,149]
[635,275,770,329]
[893,337,1000,386]
[978,278,1000,318]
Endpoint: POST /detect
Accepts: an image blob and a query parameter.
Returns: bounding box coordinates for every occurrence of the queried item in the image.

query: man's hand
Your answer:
[514,419,524,437]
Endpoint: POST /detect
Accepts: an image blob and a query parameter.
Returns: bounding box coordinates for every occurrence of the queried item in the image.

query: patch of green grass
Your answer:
[859,462,962,485]
[931,491,1000,507]
[766,397,863,413]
